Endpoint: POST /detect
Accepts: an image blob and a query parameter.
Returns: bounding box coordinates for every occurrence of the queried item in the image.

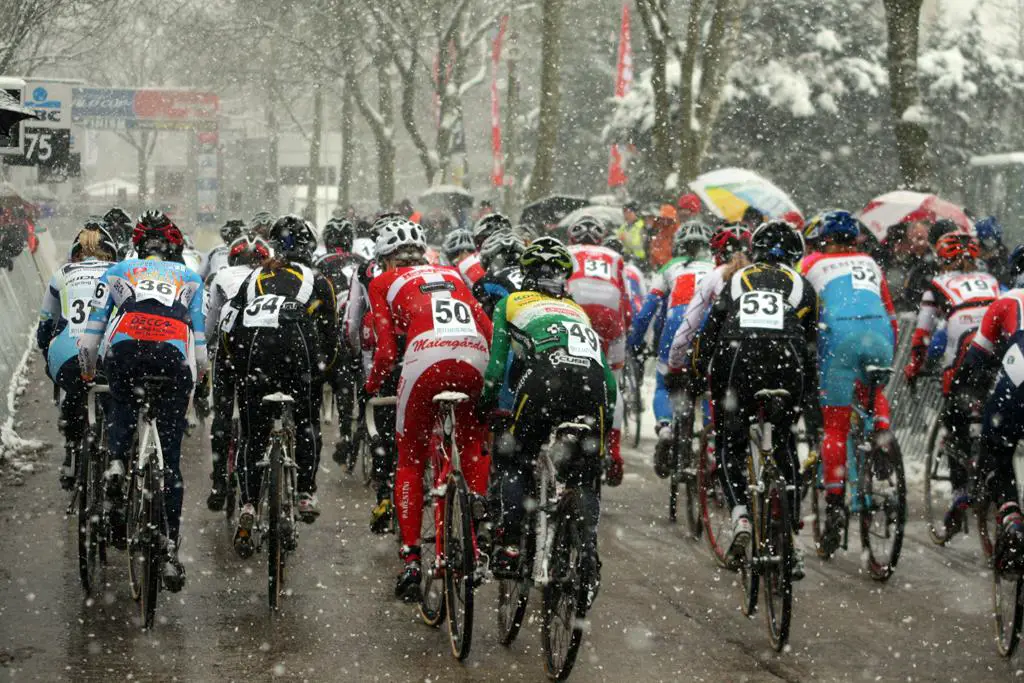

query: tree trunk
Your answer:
[527,0,564,202]
[338,84,353,211]
[136,131,150,206]
[265,102,279,212]
[375,57,396,207]
[398,54,437,186]
[883,0,929,190]
[503,29,520,214]
[305,83,324,221]
[635,0,673,188]
[676,0,704,185]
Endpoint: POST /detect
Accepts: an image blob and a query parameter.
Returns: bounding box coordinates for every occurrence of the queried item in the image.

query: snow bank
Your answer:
[0,327,48,479]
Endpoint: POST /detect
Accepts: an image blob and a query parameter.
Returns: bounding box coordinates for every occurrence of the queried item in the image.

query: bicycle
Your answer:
[696,420,734,569]
[76,383,110,594]
[622,350,644,448]
[365,395,399,532]
[125,376,174,630]
[738,388,796,652]
[668,389,701,536]
[496,417,602,681]
[414,391,479,661]
[807,366,907,581]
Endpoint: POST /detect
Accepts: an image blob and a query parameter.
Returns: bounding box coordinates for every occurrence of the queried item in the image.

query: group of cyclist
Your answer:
[34,193,1024,618]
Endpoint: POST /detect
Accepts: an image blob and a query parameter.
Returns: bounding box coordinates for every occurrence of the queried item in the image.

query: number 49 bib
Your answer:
[563,321,602,362]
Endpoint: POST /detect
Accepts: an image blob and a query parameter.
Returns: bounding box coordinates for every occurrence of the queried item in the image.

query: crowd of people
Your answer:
[32,192,1024,648]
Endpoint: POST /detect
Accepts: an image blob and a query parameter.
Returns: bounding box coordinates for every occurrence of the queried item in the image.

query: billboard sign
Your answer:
[22,81,72,129]
[72,87,218,130]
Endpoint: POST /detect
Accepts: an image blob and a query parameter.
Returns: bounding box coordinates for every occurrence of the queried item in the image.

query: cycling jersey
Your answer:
[205,264,253,345]
[201,244,230,281]
[183,248,203,274]
[457,252,486,288]
[37,258,113,377]
[567,244,631,369]
[80,258,208,380]
[315,249,364,315]
[472,265,524,318]
[666,263,730,373]
[623,261,646,317]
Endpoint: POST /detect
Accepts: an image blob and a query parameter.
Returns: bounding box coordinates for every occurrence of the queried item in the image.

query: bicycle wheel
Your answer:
[697,430,731,568]
[860,440,907,581]
[923,422,953,545]
[267,441,286,610]
[419,486,446,628]
[443,471,474,661]
[225,419,238,523]
[140,465,162,629]
[993,531,1024,657]
[126,463,145,602]
[761,474,793,651]
[977,496,998,563]
[359,427,372,487]
[678,421,701,537]
[809,473,828,558]
[628,358,643,448]
[77,437,94,592]
[542,489,587,681]
[498,520,531,647]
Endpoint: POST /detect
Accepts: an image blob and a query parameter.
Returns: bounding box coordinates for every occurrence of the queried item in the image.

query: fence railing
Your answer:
[885,313,943,463]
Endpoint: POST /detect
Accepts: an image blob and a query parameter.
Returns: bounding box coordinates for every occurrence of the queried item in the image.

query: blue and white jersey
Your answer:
[800,252,895,330]
[80,258,207,379]
[37,258,113,374]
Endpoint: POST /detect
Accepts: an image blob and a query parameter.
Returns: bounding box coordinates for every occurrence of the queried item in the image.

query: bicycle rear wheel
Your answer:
[77,437,94,593]
[697,430,731,567]
[809,474,828,558]
[761,475,793,651]
[923,422,953,545]
[443,471,474,661]
[993,534,1024,656]
[419,486,446,627]
[542,489,587,681]
[860,440,907,581]
[127,459,161,630]
[225,419,238,523]
[267,441,286,610]
[678,420,701,537]
[628,358,643,448]
[498,522,532,647]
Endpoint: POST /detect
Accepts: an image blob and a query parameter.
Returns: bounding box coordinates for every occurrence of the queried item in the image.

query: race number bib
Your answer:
[1003,344,1024,387]
[950,275,995,299]
[431,297,476,337]
[563,321,602,361]
[583,260,612,280]
[66,283,95,335]
[850,263,881,294]
[135,279,177,307]
[220,306,239,333]
[506,269,524,289]
[243,295,286,328]
[738,291,784,330]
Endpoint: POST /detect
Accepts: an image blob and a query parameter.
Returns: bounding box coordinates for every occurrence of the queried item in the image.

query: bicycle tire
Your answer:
[993,540,1024,657]
[225,420,238,523]
[977,497,998,563]
[923,421,952,545]
[127,463,145,602]
[678,420,701,537]
[267,440,286,610]
[139,464,162,630]
[629,359,643,449]
[810,475,828,559]
[77,435,93,592]
[498,514,532,647]
[542,487,589,681]
[860,441,907,581]
[358,427,372,487]
[697,429,731,568]
[419,485,446,628]
[443,471,474,661]
[761,474,792,651]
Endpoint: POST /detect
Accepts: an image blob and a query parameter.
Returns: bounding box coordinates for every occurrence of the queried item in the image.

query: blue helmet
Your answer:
[975,216,1003,245]
[819,210,861,242]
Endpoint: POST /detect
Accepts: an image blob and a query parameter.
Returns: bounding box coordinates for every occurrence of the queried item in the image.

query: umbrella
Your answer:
[557,205,624,232]
[689,168,801,223]
[0,90,38,137]
[857,191,972,241]
[519,195,589,230]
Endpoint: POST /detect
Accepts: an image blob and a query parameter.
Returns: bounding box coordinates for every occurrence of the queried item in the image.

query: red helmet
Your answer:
[935,232,979,264]
[132,210,183,258]
[228,235,272,266]
[709,225,751,265]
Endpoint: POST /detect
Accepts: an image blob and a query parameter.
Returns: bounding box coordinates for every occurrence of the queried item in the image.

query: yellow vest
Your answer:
[618,219,646,259]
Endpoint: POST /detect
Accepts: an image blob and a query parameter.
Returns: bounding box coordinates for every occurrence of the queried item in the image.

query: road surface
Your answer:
[1,355,1021,682]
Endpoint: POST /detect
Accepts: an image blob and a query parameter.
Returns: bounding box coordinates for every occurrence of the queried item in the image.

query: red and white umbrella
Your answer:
[857,191,972,241]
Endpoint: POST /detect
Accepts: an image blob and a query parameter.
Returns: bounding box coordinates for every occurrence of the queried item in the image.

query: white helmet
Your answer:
[374,216,426,259]
[567,216,606,245]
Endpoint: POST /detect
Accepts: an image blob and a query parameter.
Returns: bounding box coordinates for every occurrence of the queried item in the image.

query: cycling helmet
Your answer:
[441,229,475,262]
[567,216,606,245]
[70,219,118,261]
[819,210,861,244]
[603,236,625,256]
[935,232,980,265]
[1008,244,1024,287]
[673,221,712,256]
[975,216,1003,246]
[930,218,960,245]
[103,207,132,227]
[802,210,839,245]
[227,235,272,267]
[750,220,804,265]
[709,224,752,265]
[323,217,355,252]
[479,231,526,271]
[132,210,184,260]
[472,212,513,249]
[220,218,246,244]
[520,236,573,297]
[374,216,426,259]
[268,214,317,264]
[249,211,275,237]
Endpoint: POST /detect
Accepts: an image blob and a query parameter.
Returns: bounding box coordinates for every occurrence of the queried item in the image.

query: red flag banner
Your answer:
[608,3,632,188]
[490,15,509,187]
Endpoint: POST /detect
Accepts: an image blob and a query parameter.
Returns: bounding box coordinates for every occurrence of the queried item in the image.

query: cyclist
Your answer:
[903,231,1000,538]
[362,216,493,602]
[79,210,206,592]
[603,236,646,317]
[628,222,714,475]
[102,207,134,256]
[976,216,1009,286]
[226,215,338,555]
[956,248,1024,569]
[799,210,898,555]
[690,221,819,565]
[249,211,275,239]
[37,220,118,489]
[665,224,752,383]
[566,216,630,482]
[440,228,475,268]
[203,235,272,511]
[202,218,246,281]
[460,213,513,287]
[472,230,526,317]
[480,237,615,600]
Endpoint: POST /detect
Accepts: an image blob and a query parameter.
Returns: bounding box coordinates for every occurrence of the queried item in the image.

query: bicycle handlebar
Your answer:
[366,396,398,440]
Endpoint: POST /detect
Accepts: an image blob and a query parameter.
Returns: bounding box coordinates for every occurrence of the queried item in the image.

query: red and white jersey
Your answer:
[457,252,486,288]
[623,262,646,314]
[651,258,714,309]
[912,270,1000,368]
[567,244,630,342]
[973,288,1024,355]
[668,263,730,371]
[365,264,492,394]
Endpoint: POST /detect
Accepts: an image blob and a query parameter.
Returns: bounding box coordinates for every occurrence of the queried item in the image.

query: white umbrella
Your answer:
[689,168,801,222]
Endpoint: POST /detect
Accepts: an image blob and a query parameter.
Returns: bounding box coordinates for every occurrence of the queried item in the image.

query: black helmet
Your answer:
[750,220,804,265]
[480,231,525,271]
[520,236,573,297]
[323,217,355,252]
[1008,244,1024,288]
[602,236,625,256]
[220,218,246,244]
[133,210,184,260]
[472,212,513,249]
[103,207,132,227]
[268,214,317,264]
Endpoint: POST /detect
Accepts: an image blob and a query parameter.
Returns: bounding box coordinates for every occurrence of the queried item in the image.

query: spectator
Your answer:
[975,216,1009,286]
[677,193,702,221]
[741,206,766,229]
[0,222,27,270]
[618,200,646,263]
[648,204,680,269]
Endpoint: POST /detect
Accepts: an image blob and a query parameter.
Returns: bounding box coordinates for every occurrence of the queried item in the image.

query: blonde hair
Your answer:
[721,251,751,281]
[75,229,115,261]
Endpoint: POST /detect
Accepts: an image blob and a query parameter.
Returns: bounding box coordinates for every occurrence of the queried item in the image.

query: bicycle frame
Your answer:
[254,397,297,549]
[135,401,166,491]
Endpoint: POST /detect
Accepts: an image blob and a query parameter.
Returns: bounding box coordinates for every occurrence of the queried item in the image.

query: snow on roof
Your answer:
[969,152,1024,167]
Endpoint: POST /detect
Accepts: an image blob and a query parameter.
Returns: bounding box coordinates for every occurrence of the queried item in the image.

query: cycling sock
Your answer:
[822,405,852,492]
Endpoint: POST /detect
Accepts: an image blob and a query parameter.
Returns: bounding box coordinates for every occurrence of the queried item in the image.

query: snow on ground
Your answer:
[0,327,49,482]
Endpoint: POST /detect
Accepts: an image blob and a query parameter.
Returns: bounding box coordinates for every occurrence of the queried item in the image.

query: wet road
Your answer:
[1,355,1023,682]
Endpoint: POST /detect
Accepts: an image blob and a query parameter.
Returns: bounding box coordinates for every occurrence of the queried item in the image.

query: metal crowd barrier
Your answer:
[884,313,942,463]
